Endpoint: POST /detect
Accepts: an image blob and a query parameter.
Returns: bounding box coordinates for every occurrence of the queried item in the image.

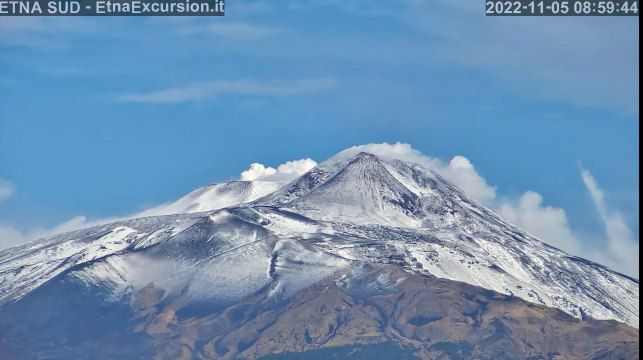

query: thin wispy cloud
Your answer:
[0,17,48,32]
[581,168,639,277]
[0,216,88,250]
[0,17,99,48]
[0,179,14,203]
[0,180,90,250]
[177,21,285,39]
[499,168,639,278]
[116,78,335,104]
[288,0,638,114]
[489,168,639,278]
[404,2,639,114]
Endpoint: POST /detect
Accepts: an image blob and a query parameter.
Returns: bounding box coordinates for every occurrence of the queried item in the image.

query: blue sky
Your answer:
[0,1,639,275]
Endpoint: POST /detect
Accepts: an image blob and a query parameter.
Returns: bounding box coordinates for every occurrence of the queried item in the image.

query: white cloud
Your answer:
[344,142,496,204]
[581,169,639,277]
[116,78,335,104]
[495,169,639,278]
[241,163,277,181]
[240,158,317,182]
[0,179,15,203]
[442,156,496,205]
[499,191,581,255]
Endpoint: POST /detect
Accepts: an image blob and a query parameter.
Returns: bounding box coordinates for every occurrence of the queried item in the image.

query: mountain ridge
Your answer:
[0,150,639,338]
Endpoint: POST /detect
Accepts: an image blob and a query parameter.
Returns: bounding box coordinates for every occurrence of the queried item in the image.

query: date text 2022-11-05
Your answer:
[486,0,638,15]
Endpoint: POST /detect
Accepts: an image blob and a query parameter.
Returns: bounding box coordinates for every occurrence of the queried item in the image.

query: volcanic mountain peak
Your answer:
[278,152,420,226]
[0,147,639,346]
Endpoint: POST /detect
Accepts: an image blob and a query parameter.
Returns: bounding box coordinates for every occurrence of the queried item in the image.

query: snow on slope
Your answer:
[0,180,283,305]
[255,151,639,327]
[140,180,284,216]
[0,213,205,305]
[288,153,421,226]
[0,150,639,330]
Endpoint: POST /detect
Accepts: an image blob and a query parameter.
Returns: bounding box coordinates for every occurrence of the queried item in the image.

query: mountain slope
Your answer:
[0,265,638,360]
[0,149,639,359]
[140,180,284,216]
[287,152,422,226]
[256,152,640,328]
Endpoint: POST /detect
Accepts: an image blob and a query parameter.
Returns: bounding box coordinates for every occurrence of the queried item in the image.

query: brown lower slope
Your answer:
[125,266,639,360]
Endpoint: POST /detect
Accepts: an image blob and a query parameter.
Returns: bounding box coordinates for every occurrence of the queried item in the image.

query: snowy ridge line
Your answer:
[0,213,212,305]
[0,150,639,329]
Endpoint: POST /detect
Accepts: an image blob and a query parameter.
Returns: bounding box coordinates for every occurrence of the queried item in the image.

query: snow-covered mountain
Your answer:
[0,149,638,335]
[139,180,284,216]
